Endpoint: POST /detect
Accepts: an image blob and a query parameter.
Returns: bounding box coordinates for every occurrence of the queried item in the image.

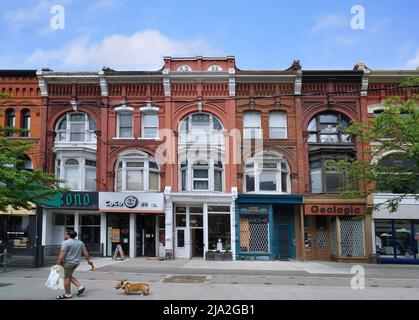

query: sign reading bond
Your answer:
[41,192,98,209]
[305,204,365,216]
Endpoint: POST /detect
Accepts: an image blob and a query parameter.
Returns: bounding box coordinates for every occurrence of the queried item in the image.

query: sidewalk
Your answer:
[92,257,353,274]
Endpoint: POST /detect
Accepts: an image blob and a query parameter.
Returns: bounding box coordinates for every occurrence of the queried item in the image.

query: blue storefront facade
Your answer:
[235,194,303,260]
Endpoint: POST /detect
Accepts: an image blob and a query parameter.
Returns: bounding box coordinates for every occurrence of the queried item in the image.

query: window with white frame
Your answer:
[55,155,97,191]
[207,64,223,72]
[243,112,261,139]
[244,153,291,193]
[56,112,97,143]
[142,113,159,138]
[115,106,134,138]
[307,112,352,143]
[269,111,287,139]
[177,64,192,72]
[115,151,160,191]
[179,158,224,192]
[178,113,223,145]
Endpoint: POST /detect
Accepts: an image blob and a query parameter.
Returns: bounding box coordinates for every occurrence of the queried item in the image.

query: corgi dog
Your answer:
[115,280,150,296]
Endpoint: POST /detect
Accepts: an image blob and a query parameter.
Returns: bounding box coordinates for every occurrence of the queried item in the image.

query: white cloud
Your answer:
[405,49,419,69]
[335,35,358,47]
[88,0,117,12]
[25,30,220,70]
[311,14,347,33]
[3,0,71,30]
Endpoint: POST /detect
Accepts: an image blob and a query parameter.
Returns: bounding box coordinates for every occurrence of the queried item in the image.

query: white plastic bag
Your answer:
[45,266,64,290]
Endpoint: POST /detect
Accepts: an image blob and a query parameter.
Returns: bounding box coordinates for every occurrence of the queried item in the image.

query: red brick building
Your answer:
[0,70,43,255]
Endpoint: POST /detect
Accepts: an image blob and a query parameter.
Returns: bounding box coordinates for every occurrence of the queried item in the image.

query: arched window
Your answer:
[5,109,15,137]
[307,113,352,143]
[56,112,96,143]
[244,153,291,193]
[376,153,418,194]
[207,64,223,72]
[16,155,33,171]
[115,151,160,191]
[178,113,223,144]
[21,110,30,137]
[177,64,192,72]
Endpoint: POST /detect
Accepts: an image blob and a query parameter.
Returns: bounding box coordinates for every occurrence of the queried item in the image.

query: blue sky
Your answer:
[0,0,418,71]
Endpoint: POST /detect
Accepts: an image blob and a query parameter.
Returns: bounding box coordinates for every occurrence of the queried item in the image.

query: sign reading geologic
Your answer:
[99,192,164,212]
[305,204,365,216]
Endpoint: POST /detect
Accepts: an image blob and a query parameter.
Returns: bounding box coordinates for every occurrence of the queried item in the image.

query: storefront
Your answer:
[41,192,103,255]
[99,192,164,258]
[303,196,370,262]
[236,194,303,261]
[373,195,419,264]
[0,205,36,252]
[164,189,236,260]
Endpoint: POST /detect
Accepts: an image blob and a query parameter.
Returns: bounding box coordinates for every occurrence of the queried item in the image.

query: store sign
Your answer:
[305,204,365,216]
[99,192,164,212]
[41,192,98,209]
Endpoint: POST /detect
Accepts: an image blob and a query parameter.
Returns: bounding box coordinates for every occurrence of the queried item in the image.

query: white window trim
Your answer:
[244,157,291,194]
[56,112,97,143]
[269,111,288,139]
[207,64,223,72]
[140,106,159,139]
[115,106,134,139]
[178,113,224,145]
[56,153,97,191]
[243,112,262,139]
[177,64,192,72]
[115,152,160,192]
[179,158,225,192]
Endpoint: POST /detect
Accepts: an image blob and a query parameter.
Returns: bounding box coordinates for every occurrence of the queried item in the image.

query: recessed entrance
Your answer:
[191,228,204,257]
[136,215,156,257]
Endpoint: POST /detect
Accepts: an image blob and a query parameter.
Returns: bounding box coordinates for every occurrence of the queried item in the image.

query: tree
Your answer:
[0,96,64,212]
[329,76,419,212]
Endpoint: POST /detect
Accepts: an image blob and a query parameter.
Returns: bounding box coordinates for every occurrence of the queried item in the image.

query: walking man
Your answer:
[55,230,93,299]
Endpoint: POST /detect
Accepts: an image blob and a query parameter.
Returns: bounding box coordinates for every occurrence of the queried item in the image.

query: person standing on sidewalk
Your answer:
[55,230,93,300]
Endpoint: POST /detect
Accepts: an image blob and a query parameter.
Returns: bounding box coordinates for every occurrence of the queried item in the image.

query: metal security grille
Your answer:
[340,217,365,257]
[316,231,328,248]
[240,218,270,253]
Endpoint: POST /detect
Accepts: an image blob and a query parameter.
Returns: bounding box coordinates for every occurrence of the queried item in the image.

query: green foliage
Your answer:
[329,76,419,213]
[0,124,64,213]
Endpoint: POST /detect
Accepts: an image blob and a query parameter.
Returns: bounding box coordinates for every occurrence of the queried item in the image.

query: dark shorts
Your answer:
[62,263,79,279]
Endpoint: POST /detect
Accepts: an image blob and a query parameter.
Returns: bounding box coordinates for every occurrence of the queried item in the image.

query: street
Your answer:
[1,258,418,300]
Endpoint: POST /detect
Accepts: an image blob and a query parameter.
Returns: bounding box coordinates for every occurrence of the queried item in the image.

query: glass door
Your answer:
[107,213,129,257]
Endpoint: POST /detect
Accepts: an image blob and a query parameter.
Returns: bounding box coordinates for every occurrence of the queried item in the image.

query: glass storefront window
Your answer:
[176,215,186,227]
[79,214,100,245]
[208,214,231,251]
[415,221,419,258]
[4,216,30,248]
[190,215,203,228]
[394,220,414,259]
[239,206,270,253]
[177,230,185,247]
[375,220,395,258]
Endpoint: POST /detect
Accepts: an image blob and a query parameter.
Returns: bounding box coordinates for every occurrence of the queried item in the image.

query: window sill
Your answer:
[243,191,291,195]
[138,137,162,141]
[112,137,135,140]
